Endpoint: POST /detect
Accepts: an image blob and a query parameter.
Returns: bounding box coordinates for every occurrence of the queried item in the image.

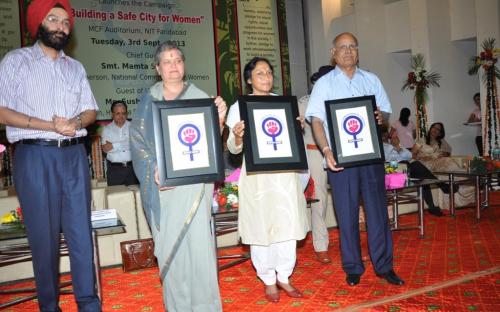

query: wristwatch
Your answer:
[75,115,82,130]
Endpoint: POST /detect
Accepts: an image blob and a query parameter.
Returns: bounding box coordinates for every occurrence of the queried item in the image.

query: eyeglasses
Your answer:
[335,44,358,53]
[45,15,71,29]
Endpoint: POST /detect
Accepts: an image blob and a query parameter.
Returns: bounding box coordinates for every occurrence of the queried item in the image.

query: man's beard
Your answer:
[37,25,71,51]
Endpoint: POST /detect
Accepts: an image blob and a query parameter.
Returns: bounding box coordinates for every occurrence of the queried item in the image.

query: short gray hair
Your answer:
[154,42,185,66]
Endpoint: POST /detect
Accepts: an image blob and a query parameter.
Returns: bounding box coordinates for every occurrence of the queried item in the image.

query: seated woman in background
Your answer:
[412,122,460,172]
[226,57,309,303]
[381,125,448,216]
[412,122,475,209]
[390,107,416,149]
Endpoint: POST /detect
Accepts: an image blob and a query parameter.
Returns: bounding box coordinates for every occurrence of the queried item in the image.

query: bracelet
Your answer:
[27,117,32,129]
[322,146,331,154]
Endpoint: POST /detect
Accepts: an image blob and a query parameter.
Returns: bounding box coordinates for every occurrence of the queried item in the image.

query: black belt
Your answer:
[107,160,133,167]
[17,137,84,148]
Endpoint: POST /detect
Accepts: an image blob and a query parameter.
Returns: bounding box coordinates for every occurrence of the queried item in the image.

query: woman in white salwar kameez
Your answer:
[225,57,309,303]
[130,43,227,312]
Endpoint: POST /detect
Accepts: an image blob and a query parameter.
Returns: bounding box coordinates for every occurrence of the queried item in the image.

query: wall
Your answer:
[286,0,309,98]
[298,0,500,156]
[426,0,479,155]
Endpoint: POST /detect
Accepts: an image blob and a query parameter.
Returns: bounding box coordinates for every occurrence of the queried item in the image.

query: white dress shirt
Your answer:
[0,42,98,142]
[101,120,132,163]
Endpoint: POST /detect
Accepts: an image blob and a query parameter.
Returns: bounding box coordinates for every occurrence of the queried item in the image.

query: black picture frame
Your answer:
[238,95,308,173]
[324,95,385,167]
[152,99,224,186]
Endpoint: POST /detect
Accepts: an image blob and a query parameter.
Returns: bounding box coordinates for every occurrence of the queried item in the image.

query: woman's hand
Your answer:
[213,96,227,126]
[154,165,175,191]
[411,144,421,159]
[232,121,245,146]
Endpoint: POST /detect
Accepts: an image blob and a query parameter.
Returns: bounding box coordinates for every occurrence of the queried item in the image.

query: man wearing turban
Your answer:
[0,1,101,311]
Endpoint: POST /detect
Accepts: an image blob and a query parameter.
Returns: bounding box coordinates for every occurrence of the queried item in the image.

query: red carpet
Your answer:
[1,205,499,311]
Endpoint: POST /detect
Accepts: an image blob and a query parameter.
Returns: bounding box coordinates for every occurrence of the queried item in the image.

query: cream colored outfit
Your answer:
[298,94,330,252]
[413,137,475,208]
[226,100,309,284]
[226,101,309,246]
[413,138,457,172]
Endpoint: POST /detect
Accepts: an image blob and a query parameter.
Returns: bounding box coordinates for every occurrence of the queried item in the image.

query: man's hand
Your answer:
[154,165,175,191]
[323,148,344,172]
[101,141,113,153]
[53,115,77,136]
[297,116,305,130]
[375,107,384,125]
[390,136,401,151]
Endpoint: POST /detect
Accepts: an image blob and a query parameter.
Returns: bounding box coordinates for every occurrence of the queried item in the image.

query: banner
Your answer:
[0,0,21,60]
[70,0,217,119]
[237,0,283,95]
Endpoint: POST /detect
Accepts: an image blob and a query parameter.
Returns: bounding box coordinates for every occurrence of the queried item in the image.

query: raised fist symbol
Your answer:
[266,121,279,135]
[348,119,359,132]
[183,128,196,143]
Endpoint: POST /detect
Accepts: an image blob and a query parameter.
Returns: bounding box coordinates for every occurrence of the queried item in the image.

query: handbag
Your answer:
[120,189,157,272]
[120,238,157,272]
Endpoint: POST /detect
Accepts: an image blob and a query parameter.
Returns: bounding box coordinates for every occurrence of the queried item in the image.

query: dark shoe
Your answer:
[264,285,280,303]
[377,270,404,285]
[346,274,361,286]
[428,207,443,217]
[276,281,303,298]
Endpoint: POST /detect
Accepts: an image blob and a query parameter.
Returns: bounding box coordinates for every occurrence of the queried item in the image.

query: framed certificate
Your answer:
[238,95,308,173]
[152,99,224,186]
[324,95,385,167]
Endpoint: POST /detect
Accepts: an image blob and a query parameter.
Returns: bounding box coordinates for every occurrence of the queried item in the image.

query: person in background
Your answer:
[414,122,476,209]
[466,92,482,156]
[0,0,101,310]
[390,107,416,149]
[381,125,448,216]
[306,32,404,287]
[130,42,226,311]
[298,65,335,264]
[412,122,458,172]
[101,100,139,186]
[227,57,309,303]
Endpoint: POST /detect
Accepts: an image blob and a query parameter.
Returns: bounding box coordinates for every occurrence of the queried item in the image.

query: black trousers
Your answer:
[106,161,139,186]
[475,136,483,156]
[407,161,450,210]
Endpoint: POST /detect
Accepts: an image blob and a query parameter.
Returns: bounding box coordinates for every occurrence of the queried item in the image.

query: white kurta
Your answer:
[226,101,309,246]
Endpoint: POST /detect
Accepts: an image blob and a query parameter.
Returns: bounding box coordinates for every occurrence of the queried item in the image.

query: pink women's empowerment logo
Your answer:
[178,123,201,161]
[261,117,283,151]
[342,114,364,148]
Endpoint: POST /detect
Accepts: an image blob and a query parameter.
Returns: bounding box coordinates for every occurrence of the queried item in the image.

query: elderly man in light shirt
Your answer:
[306,32,404,287]
[101,100,139,186]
